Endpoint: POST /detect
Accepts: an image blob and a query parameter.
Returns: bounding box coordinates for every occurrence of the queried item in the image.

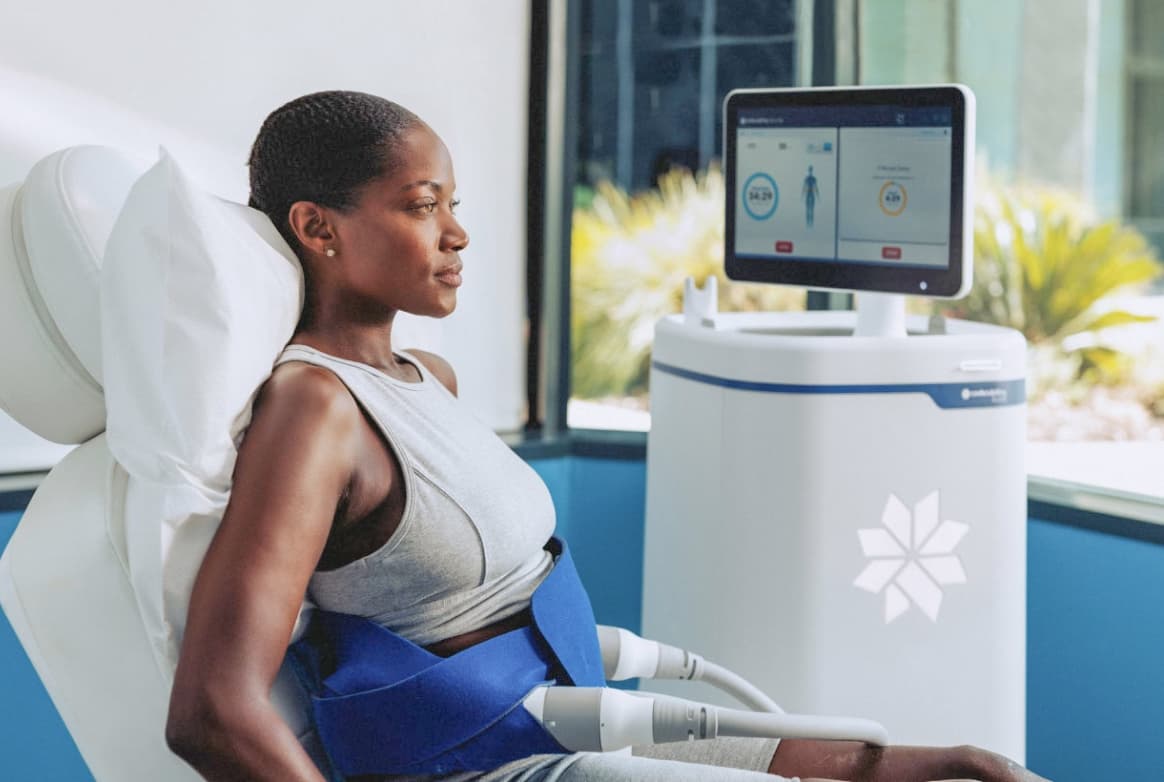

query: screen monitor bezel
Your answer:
[723,85,974,299]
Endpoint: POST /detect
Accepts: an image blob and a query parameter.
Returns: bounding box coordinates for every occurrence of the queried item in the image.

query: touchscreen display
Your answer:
[724,87,972,298]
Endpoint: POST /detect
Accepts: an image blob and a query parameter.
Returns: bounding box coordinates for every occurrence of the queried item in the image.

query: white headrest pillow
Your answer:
[101,149,306,669]
[0,146,144,443]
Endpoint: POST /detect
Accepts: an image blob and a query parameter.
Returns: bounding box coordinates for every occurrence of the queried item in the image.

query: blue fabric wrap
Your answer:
[288,537,605,777]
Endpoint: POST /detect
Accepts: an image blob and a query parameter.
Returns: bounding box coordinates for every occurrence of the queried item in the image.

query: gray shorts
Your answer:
[388,738,790,781]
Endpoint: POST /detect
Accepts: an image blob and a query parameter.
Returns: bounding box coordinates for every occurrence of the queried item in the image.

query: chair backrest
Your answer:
[0,146,311,781]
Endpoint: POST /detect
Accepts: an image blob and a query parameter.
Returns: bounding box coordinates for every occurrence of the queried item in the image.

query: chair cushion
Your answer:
[0,146,143,443]
[101,148,305,668]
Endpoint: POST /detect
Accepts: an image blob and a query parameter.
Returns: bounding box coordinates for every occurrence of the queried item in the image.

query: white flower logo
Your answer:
[853,491,968,623]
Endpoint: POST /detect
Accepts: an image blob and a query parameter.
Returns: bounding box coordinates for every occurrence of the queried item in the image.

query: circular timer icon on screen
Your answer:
[743,173,779,220]
[878,180,908,216]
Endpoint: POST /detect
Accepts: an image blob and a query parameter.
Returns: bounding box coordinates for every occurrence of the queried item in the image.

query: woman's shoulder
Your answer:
[249,360,363,448]
[263,358,354,406]
[405,349,458,396]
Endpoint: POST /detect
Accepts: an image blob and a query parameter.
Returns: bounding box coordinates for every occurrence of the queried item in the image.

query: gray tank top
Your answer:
[274,344,555,646]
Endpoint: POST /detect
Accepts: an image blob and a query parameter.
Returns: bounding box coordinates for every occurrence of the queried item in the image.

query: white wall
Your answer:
[0,0,530,469]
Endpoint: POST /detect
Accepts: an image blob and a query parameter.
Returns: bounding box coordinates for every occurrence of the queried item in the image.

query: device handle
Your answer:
[523,686,889,752]
[597,625,782,713]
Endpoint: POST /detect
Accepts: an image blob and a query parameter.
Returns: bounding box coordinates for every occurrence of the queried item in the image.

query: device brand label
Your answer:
[961,386,1008,404]
[853,491,968,623]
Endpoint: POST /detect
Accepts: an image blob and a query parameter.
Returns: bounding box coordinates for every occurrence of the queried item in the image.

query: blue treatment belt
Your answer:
[288,537,605,778]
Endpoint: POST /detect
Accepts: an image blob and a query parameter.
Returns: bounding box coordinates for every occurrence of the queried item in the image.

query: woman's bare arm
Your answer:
[770,739,1048,782]
[166,364,363,781]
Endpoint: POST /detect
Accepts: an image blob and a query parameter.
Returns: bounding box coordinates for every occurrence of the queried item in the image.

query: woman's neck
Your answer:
[291,320,409,379]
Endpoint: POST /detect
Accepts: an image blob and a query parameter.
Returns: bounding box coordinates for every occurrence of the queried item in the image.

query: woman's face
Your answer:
[326,124,469,319]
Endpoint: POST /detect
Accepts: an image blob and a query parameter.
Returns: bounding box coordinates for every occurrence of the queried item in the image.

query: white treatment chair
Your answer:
[0,145,885,782]
[0,145,316,781]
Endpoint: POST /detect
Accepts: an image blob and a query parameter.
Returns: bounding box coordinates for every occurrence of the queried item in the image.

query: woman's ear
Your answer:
[287,201,336,257]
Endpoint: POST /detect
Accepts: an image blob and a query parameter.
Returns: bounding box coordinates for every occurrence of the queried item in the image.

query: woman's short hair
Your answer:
[248,90,420,250]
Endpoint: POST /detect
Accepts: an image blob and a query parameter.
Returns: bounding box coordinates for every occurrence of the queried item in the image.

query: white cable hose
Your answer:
[715,708,889,746]
[590,627,888,747]
[695,659,784,713]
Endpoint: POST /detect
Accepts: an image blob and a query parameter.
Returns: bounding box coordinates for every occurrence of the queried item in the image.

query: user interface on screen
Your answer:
[725,87,970,297]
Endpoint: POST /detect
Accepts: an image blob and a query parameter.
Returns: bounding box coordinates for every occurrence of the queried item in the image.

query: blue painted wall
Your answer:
[0,510,92,781]
[1026,518,1164,782]
[4,460,1164,781]
[528,457,647,635]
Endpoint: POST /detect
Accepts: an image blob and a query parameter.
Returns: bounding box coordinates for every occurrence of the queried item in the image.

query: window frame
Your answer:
[526,0,846,447]
[1123,0,1164,245]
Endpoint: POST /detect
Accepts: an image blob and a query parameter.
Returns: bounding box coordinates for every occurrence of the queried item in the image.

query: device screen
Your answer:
[725,87,971,297]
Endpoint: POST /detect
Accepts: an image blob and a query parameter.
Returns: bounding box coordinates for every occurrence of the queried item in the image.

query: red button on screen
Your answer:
[881,246,902,259]
[775,241,794,253]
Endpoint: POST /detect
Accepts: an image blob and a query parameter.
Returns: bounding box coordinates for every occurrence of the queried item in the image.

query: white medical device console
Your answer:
[642,85,1027,761]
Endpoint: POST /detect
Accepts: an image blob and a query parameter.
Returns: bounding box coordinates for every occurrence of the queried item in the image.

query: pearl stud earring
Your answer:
[325,248,336,257]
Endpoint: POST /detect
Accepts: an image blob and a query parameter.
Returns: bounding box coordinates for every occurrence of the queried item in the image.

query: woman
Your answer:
[164,91,1044,782]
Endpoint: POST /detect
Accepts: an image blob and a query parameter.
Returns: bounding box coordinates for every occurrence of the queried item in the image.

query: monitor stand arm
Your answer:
[854,292,908,338]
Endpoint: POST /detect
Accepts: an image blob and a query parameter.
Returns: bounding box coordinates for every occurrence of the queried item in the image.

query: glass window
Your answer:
[855,0,1164,446]
[553,0,1163,448]
[568,0,810,431]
